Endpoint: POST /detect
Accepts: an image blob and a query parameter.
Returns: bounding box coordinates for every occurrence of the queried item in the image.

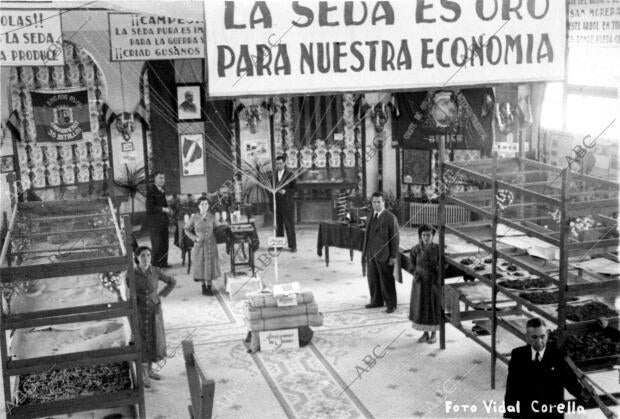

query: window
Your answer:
[540,82,564,130]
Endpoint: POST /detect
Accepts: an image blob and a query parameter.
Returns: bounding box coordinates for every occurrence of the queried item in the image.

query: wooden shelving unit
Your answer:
[0,198,146,419]
[436,142,619,414]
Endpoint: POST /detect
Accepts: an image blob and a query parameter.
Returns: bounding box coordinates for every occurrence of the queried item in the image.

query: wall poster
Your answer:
[108,13,205,61]
[180,133,205,177]
[0,10,64,66]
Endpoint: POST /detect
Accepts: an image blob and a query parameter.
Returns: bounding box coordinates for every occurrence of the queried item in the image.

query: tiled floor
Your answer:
[141,224,617,419]
[8,224,607,418]
[142,225,512,419]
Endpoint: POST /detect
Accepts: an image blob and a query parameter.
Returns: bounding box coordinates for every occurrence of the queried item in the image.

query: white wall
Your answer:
[365,115,378,197]
[382,114,397,196]
[364,112,396,197]
[63,11,143,114]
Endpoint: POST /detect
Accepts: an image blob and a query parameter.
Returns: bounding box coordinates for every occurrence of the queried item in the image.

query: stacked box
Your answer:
[244,290,323,332]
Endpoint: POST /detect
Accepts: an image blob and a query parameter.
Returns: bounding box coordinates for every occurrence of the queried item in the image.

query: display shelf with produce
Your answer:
[435,139,619,416]
[0,198,145,419]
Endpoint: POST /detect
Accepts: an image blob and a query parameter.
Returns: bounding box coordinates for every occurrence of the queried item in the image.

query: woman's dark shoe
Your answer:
[203,284,214,296]
[417,334,429,343]
[427,334,437,344]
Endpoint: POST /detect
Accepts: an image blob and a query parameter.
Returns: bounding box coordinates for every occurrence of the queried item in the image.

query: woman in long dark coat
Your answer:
[134,246,176,387]
[184,197,222,296]
[409,224,441,344]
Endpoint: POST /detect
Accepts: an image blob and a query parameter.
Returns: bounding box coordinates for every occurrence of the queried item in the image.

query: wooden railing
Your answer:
[182,340,215,419]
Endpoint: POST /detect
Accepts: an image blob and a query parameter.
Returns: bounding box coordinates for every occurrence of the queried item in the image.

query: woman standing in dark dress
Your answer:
[409,224,441,344]
[134,246,176,387]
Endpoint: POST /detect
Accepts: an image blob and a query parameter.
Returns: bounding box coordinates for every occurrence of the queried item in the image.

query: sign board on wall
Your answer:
[204,1,566,97]
[568,0,620,47]
[0,10,64,66]
[108,13,205,61]
[259,328,299,351]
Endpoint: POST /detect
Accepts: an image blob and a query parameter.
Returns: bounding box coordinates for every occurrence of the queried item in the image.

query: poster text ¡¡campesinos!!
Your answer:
[204,0,566,97]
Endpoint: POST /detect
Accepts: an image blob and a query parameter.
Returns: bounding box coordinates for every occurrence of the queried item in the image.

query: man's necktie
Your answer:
[535,351,541,362]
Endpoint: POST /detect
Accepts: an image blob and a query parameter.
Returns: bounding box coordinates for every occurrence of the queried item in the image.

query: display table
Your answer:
[316,222,366,275]
[226,223,257,276]
[175,220,260,273]
[0,199,144,418]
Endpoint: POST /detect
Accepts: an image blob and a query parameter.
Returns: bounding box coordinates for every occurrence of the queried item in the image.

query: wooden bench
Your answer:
[182,340,215,419]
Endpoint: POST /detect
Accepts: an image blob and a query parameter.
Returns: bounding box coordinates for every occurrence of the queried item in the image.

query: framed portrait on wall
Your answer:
[401,149,431,185]
[180,133,205,176]
[0,155,15,173]
[177,84,202,121]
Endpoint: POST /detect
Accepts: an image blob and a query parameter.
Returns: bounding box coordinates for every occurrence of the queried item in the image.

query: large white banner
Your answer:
[205,0,566,97]
[0,10,64,66]
[108,13,205,61]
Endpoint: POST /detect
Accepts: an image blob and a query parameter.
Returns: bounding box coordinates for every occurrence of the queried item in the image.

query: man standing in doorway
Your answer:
[146,171,172,268]
[362,191,399,313]
[274,155,297,252]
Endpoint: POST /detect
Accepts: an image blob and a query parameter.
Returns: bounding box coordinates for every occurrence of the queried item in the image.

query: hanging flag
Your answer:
[31,89,91,142]
[6,109,21,141]
[133,101,149,128]
[100,102,116,128]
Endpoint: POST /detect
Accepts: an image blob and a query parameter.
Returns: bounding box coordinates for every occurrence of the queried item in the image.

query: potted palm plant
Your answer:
[242,161,272,227]
[113,165,146,226]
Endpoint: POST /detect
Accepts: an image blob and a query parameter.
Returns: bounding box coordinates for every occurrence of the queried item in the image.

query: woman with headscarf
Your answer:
[184,196,222,296]
[409,224,441,344]
[134,246,176,387]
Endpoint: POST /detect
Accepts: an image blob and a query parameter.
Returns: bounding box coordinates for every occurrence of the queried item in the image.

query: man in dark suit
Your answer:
[274,155,297,252]
[146,171,172,268]
[362,191,399,313]
[505,318,587,418]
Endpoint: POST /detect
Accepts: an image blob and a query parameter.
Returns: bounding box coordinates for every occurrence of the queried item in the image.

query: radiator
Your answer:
[408,203,470,226]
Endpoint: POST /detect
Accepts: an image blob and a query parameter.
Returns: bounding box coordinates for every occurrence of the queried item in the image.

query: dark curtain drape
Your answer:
[204,99,233,191]
[146,60,180,193]
[292,95,343,145]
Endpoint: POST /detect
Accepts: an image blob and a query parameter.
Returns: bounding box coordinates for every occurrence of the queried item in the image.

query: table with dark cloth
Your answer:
[175,221,259,250]
[316,222,366,275]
